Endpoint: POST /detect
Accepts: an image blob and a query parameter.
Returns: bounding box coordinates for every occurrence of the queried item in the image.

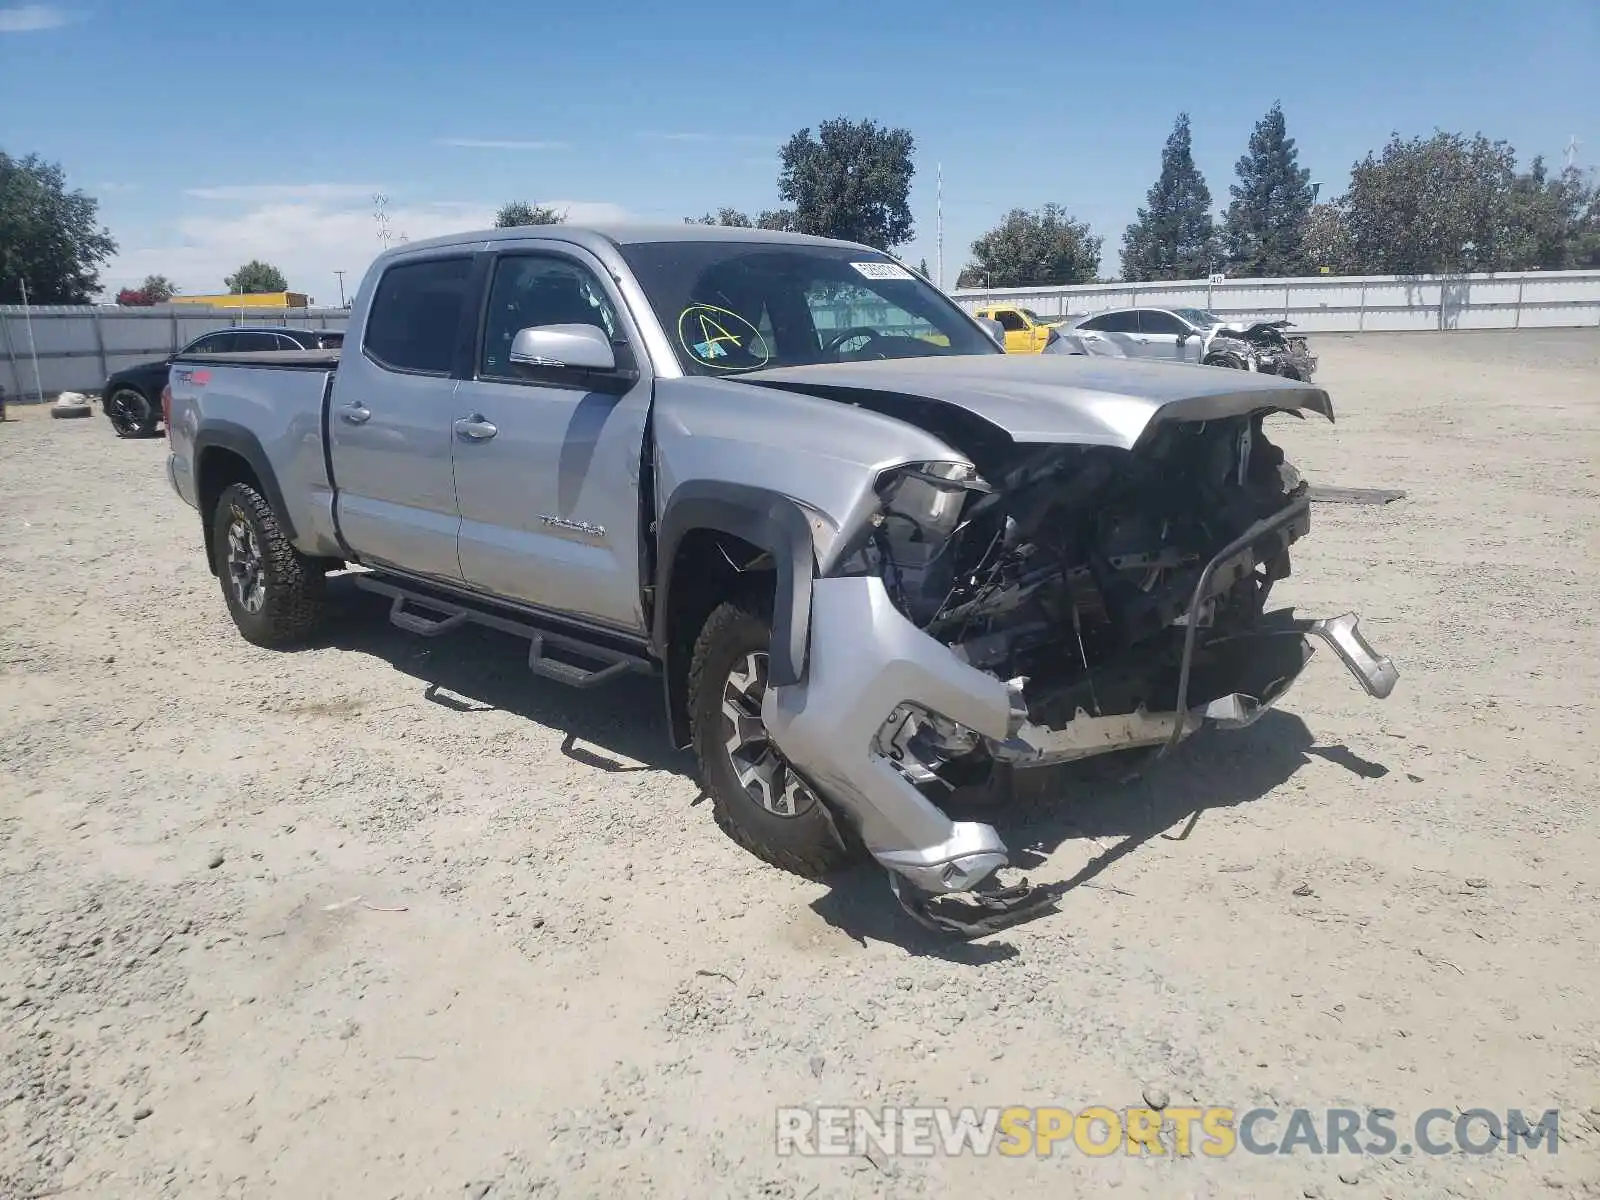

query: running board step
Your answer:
[352,574,653,690]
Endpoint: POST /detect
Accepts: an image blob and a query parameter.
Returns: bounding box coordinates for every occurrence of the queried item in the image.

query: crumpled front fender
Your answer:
[762,574,1023,893]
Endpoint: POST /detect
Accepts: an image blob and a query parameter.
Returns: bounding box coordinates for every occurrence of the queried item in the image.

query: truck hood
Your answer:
[742,353,1332,450]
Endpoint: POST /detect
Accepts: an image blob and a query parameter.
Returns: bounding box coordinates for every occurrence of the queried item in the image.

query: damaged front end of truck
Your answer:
[712,360,1399,937]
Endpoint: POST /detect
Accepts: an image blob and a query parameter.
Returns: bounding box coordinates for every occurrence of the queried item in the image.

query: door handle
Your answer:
[454,415,498,441]
[341,401,372,425]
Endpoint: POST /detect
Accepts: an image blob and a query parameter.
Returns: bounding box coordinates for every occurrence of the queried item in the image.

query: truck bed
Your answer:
[165,351,344,561]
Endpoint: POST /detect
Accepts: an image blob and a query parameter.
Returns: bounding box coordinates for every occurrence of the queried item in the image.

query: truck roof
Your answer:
[373,223,878,261]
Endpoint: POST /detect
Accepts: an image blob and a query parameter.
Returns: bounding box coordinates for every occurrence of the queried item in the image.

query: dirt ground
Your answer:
[2,330,1597,1200]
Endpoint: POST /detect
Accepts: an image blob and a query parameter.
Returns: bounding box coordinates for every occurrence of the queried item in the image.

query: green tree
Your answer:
[1506,158,1600,270]
[777,117,915,249]
[141,274,177,302]
[224,260,288,293]
[755,209,796,231]
[1340,132,1527,274]
[0,151,118,304]
[685,208,753,226]
[494,201,564,228]
[1120,114,1218,281]
[962,205,1102,288]
[1303,203,1353,273]
[1222,102,1314,276]
[916,257,931,279]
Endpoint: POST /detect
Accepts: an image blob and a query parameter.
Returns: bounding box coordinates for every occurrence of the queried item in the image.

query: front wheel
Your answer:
[688,598,857,879]
[210,482,328,647]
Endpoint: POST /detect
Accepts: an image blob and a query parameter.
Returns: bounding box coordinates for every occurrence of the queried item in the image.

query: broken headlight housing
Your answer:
[869,460,990,625]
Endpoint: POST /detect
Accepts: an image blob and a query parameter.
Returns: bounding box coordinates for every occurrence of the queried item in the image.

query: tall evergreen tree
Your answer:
[1222,102,1314,276]
[1120,114,1218,281]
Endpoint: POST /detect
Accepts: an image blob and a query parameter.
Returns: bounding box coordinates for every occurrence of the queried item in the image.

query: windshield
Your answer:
[1172,307,1223,326]
[615,241,999,375]
[1019,308,1049,324]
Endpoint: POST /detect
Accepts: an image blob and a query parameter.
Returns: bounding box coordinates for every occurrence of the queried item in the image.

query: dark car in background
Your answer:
[102,326,345,438]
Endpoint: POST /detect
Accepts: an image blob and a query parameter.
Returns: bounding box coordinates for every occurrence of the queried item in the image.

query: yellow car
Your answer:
[972,304,1065,354]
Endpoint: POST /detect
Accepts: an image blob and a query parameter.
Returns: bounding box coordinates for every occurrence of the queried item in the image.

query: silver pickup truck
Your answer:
[164,224,1397,936]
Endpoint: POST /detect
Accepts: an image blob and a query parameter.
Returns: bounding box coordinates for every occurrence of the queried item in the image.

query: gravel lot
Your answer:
[2,330,1597,1199]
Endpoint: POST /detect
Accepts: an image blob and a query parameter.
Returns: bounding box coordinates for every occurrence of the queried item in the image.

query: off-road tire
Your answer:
[688,597,857,879]
[210,481,328,647]
[106,387,160,438]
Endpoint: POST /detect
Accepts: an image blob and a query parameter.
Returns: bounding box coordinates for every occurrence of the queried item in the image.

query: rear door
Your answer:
[1076,310,1141,355]
[326,253,475,581]
[1136,309,1193,361]
[450,245,653,633]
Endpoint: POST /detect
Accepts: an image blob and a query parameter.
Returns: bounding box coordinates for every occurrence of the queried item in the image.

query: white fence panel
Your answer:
[950,269,1600,337]
[1,306,351,400]
[4,272,1598,401]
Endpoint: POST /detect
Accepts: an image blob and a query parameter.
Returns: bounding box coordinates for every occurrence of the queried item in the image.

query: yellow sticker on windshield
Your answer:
[678,304,771,370]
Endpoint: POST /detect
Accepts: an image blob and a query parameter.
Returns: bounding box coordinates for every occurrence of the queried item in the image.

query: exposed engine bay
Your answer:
[1204,320,1318,381]
[847,412,1304,740]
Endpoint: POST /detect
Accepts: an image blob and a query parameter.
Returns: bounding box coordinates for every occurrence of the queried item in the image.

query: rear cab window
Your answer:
[363,256,474,375]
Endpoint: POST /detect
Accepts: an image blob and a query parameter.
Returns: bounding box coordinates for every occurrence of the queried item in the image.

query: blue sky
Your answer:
[2,0,1595,301]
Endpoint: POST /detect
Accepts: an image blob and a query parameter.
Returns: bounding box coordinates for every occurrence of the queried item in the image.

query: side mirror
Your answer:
[975,316,1007,349]
[509,324,616,372]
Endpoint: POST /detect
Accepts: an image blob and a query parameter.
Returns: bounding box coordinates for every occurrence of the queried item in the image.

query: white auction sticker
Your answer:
[850,261,914,281]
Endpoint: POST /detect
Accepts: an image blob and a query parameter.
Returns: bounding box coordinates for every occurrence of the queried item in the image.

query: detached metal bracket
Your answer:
[1297,613,1399,699]
[1159,496,1313,760]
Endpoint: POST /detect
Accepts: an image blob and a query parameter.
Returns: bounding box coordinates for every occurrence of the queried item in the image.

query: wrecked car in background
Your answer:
[1049,306,1318,381]
[164,225,1391,937]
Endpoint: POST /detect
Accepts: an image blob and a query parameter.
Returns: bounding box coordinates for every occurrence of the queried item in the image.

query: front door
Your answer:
[451,247,652,634]
[992,308,1032,353]
[326,254,474,582]
[1136,309,1195,361]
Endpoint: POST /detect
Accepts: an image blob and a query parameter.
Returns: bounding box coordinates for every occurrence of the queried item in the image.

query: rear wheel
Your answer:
[106,387,159,437]
[210,482,328,647]
[688,598,856,879]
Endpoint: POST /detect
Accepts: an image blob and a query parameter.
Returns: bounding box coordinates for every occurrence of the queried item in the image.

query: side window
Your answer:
[236,333,277,352]
[186,332,230,354]
[479,254,621,378]
[363,256,473,376]
[994,309,1027,332]
[1092,310,1139,333]
[1139,310,1186,335]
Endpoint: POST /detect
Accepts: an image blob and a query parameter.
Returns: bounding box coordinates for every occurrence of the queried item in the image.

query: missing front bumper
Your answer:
[761,497,1398,935]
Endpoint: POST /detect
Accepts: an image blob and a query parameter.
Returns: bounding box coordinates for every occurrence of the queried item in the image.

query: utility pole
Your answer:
[18,277,45,403]
[334,270,347,308]
[936,162,944,291]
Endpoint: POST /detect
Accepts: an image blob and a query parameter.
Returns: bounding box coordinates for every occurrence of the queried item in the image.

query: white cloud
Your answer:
[0,4,71,32]
[435,138,568,151]
[104,198,633,300]
[184,183,385,202]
